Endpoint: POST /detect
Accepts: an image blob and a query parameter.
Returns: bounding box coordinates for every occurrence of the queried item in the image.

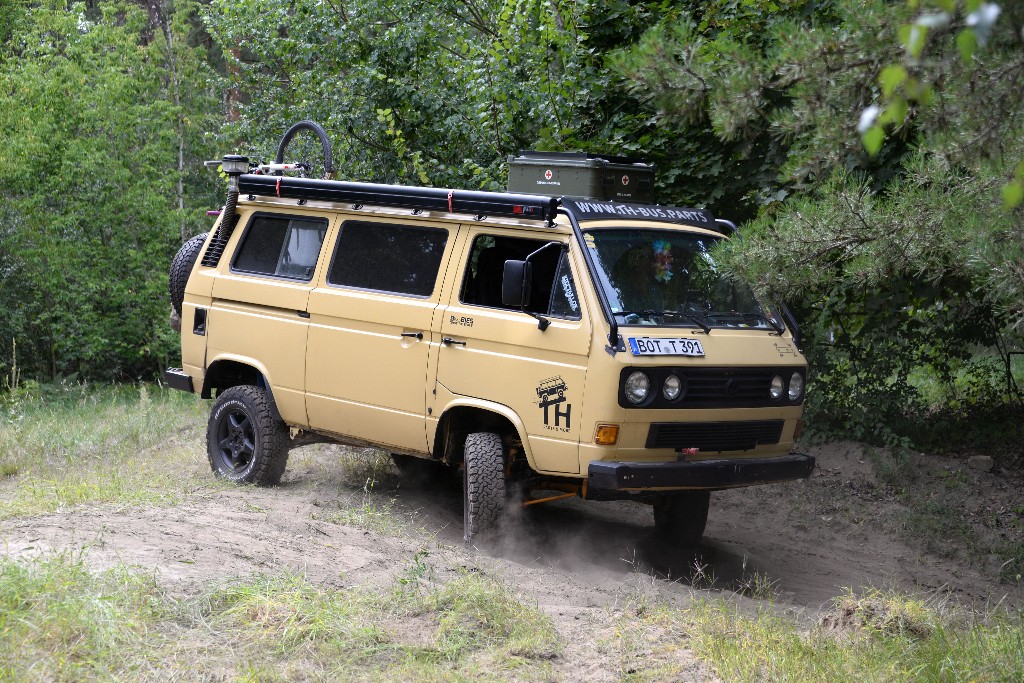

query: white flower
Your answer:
[915,12,951,29]
[857,105,881,134]
[966,3,1001,46]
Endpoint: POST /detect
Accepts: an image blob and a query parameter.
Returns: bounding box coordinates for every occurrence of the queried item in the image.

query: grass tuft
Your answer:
[820,588,937,640]
[0,552,561,682]
[616,590,1024,682]
[0,384,211,519]
[0,553,168,681]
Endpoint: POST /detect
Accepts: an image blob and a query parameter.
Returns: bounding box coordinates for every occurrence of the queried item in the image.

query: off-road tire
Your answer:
[275,120,334,179]
[653,491,711,546]
[462,432,505,546]
[207,385,289,485]
[169,232,208,316]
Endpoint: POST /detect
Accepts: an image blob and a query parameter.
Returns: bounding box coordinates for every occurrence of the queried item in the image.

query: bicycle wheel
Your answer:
[275,120,334,179]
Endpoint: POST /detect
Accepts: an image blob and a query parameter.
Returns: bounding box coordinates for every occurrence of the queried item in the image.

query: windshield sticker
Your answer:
[564,199,715,229]
[560,275,579,312]
[535,376,571,432]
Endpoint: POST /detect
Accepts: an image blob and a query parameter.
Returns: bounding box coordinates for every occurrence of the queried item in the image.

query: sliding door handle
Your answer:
[441,337,466,346]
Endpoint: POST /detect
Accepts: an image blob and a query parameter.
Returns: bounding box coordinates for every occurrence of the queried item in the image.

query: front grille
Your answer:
[646,420,784,452]
[617,366,805,409]
[682,368,774,405]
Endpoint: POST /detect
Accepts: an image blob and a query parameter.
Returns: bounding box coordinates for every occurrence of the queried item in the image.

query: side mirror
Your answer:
[501,260,532,307]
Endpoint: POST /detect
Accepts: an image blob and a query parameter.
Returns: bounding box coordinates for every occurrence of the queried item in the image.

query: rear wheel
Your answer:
[275,120,334,179]
[207,385,289,485]
[462,432,505,546]
[653,491,711,546]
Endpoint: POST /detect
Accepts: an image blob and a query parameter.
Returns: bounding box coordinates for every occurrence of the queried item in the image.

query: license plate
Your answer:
[627,337,705,356]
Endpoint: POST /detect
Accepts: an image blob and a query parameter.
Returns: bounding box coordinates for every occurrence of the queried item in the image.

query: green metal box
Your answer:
[507,151,655,203]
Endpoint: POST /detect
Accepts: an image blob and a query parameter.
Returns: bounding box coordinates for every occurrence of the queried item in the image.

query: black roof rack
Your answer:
[238,175,559,223]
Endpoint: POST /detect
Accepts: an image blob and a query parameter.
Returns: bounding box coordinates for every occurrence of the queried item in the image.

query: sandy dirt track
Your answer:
[2,440,1021,679]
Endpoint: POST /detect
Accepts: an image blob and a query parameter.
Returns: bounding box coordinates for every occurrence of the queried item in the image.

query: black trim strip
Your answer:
[588,453,815,490]
[560,207,618,351]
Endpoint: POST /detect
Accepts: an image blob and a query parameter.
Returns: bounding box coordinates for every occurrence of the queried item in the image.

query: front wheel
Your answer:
[463,432,505,546]
[653,491,711,546]
[207,385,289,485]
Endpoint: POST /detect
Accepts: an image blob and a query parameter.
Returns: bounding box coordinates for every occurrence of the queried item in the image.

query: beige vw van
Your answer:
[166,154,814,545]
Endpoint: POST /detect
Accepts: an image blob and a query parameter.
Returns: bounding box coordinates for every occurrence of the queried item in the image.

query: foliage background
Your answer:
[1,0,1021,451]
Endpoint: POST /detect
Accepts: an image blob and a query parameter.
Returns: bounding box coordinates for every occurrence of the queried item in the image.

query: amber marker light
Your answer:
[594,424,620,445]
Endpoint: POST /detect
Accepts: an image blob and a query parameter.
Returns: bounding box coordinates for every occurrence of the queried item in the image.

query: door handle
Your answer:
[297,310,310,319]
[401,332,424,340]
[442,337,467,346]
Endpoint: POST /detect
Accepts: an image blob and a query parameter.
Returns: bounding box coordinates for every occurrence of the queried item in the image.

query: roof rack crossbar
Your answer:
[238,175,559,223]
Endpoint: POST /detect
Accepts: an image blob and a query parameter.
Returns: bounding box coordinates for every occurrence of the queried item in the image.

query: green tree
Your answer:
[0,1,221,384]
[611,0,1024,443]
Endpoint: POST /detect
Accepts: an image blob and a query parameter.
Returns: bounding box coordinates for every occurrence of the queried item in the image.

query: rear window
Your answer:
[232,214,328,281]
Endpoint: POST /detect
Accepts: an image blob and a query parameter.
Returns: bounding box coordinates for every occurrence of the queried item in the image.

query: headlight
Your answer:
[789,373,805,401]
[770,375,785,400]
[663,374,682,401]
[625,371,651,404]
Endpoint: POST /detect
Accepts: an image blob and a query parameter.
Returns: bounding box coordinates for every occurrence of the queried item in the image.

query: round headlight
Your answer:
[770,375,785,400]
[625,371,651,405]
[663,374,682,401]
[788,372,805,401]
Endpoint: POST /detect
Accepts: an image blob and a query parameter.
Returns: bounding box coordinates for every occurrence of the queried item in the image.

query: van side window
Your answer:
[460,235,581,319]
[232,214,327,281]
[328,221,448,297]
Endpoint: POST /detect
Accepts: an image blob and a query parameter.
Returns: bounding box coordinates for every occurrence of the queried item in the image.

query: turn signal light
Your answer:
[794,418,805,440]
[594,424,620,445]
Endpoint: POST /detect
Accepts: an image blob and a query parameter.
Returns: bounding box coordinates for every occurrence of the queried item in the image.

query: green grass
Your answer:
[0,553,560,682]
[613,589,1024,683]
[0,383,213,519]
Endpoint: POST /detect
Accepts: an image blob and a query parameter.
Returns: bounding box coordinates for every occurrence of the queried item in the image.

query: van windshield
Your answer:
[582,228,781,330]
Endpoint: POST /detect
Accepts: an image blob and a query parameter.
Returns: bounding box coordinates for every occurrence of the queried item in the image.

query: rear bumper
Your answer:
[164,368,194,393]
[588,452,815,491]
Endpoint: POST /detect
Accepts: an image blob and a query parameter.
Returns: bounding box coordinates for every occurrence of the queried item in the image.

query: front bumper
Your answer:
[588,452,815,491]
[164,368,194,393]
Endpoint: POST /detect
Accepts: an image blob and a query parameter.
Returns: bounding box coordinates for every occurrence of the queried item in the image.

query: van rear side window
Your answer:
[328,221,448,297]
[232,214,328,281]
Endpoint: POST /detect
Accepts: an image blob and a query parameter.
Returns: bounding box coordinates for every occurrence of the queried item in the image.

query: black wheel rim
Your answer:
[215,408,256,473]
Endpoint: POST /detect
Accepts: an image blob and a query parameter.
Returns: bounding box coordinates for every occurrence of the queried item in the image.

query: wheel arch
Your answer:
[201,355,282,422]
[431,398,535,470]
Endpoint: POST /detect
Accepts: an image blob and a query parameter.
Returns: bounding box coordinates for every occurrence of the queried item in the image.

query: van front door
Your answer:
[433,229,591,474]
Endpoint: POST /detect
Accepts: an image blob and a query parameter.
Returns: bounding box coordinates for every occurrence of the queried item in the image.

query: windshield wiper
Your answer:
[676,313,712,333]
[709,311,785,335]
[614,310,712,333]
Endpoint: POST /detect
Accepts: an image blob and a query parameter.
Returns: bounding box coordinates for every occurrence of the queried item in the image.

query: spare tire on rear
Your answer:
[169,232,208,316]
